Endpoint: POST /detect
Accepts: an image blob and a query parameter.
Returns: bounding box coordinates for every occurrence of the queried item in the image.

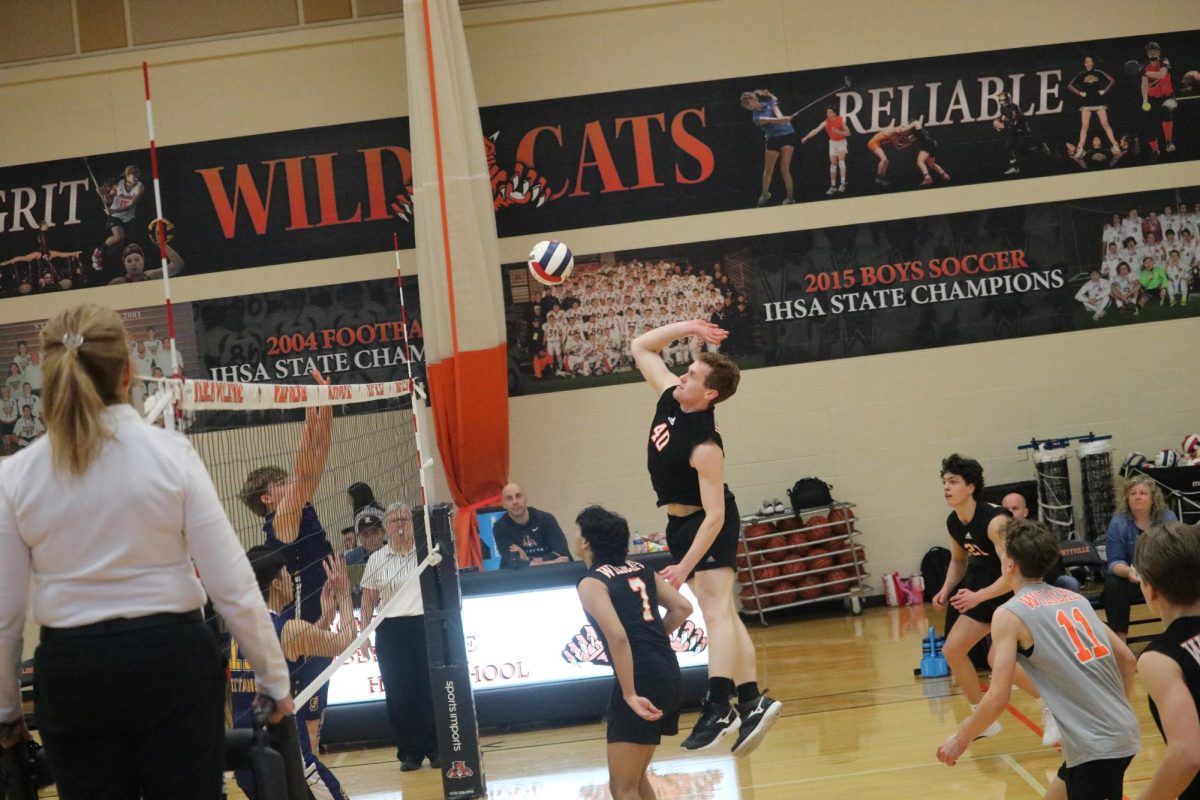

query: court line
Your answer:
[1000,753,1047,795]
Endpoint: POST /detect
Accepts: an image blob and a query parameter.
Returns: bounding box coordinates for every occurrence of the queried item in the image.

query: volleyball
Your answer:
[1154,449,1179,468]
[1181,434,1200,456]
[527,239,574,286]
[1121,451,1148,475]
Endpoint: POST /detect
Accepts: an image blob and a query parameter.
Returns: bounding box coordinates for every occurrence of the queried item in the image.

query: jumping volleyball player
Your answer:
[631,319,781,755]
[230,547,353,800]
[241,369,335,749]
[934,454,1060,745]
[938,519,1140,799]
[575,505,694,800]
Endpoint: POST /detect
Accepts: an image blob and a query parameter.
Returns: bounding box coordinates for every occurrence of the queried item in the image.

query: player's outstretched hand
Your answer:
[936,733,967,766]
[624,694,663,722]
[688,320,729,346]
[323,555,349,600]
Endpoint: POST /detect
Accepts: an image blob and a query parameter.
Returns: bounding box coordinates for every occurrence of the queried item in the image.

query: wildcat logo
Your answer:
[445,761,474,779]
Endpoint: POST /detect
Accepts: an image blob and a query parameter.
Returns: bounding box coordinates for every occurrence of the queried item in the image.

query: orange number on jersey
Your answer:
[1055,607,1111,663]
[963,542,988,558]
[627,577,654,621]
[650,423,670,452]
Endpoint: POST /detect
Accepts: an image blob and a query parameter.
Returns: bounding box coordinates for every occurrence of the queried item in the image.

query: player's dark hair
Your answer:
[347,481,377,514]
[246,545,288,599]
[122,243,144,259]
[940,453,984,500]
[1003,518,1058,579]
[697,351,740,405]
[242,466,288,517]
[1135,522,1200,606]
[576,505,630,567]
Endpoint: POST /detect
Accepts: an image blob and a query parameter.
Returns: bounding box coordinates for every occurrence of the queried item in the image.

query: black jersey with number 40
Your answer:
[578,560,681,683]
[647,387,724,507]
[945,501,1006,583]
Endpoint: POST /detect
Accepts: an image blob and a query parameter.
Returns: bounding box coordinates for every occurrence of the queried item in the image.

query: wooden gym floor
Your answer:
[216,602,1168,800]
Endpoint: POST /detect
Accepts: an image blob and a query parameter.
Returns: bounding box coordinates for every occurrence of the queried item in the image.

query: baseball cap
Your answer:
[355,505,385,535]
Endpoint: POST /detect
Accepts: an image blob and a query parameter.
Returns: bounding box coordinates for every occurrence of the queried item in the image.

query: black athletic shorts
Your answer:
[765,134,794,153]
[1057,755,1133,800]
[945,570,1011,626]
[665,489,740,578]
[606,677,683,745]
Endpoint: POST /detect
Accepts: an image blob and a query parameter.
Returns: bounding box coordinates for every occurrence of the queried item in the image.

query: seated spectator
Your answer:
[348,481,377,517]
[493,482,572,568]
[1103,476,1177,641]
[342,525,368,566]
[1001,493,1079,592]
[354,505,390,564]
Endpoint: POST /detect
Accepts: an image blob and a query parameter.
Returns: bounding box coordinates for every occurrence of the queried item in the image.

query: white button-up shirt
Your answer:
[362,544,423,618]
[0,404,289,719]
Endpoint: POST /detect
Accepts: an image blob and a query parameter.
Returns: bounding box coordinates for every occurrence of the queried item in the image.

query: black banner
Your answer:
[501,186,1200,395]
[0,30,1197,298]
[188,276,423,386]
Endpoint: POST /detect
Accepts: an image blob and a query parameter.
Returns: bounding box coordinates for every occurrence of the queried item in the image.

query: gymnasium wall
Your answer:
[2,0,1198,663]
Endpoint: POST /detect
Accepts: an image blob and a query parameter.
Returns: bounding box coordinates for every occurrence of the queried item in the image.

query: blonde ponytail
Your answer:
[39,304,130,474]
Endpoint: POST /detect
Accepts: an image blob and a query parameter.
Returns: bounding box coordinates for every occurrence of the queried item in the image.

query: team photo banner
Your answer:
[501,186,1200,395]
[0,30,1196,298]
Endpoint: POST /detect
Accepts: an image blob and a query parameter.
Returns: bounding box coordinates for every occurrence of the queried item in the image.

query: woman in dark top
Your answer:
[1067,56,1120,157]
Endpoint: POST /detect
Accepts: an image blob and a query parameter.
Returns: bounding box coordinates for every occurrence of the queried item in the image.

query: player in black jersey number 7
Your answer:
[631,319,781,756]
[575,506,693,800]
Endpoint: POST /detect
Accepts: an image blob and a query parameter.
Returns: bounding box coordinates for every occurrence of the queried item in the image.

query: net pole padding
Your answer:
[394,233,438,563]
[292,552,436,708]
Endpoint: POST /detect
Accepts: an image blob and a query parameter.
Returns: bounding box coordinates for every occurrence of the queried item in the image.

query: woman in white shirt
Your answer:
[0,303,292,799]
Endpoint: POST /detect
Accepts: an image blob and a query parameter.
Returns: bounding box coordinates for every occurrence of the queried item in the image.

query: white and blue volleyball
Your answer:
[1154,449,1180,468]
[528,240,574,286]
[1120,451,1148,476]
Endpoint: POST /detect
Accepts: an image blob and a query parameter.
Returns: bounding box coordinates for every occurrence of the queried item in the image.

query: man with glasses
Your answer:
[360,503,438,772]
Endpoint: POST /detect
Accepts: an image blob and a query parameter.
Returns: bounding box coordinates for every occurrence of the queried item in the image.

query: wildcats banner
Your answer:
[1,31,1198,297]
[502,186,1200,395]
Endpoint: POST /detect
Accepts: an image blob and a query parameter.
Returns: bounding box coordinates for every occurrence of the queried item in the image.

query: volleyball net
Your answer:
[143,375,439,712]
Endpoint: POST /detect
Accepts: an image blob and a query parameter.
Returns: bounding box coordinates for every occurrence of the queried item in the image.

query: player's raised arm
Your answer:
[631,320,726,395]
[273,369,333,543]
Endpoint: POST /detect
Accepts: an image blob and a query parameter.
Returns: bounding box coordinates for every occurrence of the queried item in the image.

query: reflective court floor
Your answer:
[241,602,1168,799]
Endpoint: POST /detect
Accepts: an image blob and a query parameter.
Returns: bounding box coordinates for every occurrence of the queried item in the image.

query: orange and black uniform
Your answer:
[579,560,683,744]
[944,502,1012,626]
[647,387,739,576]
[1144,616,1200,799]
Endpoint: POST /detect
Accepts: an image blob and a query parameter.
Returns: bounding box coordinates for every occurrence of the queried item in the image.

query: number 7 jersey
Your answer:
[578,560,682,684]
[1001,584,1140,768]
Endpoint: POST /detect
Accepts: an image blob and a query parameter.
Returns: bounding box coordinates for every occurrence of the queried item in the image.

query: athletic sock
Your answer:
[1163,121,1173,141]
[736,682,760,705]
[708,677,735,707]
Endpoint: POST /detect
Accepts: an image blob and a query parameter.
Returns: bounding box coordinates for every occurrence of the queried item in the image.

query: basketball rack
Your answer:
[736,500,869,627]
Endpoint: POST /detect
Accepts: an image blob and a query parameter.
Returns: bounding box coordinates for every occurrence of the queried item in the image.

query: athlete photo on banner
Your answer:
[0,30,1196,300]
[503,185,1200,395]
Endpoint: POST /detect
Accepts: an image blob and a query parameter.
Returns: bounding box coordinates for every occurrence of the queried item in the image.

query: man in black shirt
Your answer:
[1135,521,1200,799]
[631,319,781,757]
[492,483,572,569]
[575,505,692,800]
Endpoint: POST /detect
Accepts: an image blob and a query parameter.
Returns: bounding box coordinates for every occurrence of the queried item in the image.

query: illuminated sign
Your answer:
[328,584,708,705]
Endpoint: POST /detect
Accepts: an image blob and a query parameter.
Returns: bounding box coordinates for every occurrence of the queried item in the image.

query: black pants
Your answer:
[375,615,437,762]
[34,620,226,800]
[1102,574,1143,634]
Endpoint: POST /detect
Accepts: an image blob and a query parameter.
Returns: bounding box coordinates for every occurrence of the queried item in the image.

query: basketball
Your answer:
[838,544,866,566]
[773,580,798,606]
[527,239,574,285]
[775,516,801,532]
[804,514,830,541]
[798,574,823,600]
[782,559,804,577]
[739,584,760,612]
[744,522,775,547]
[807,547,833,571]
[825,568,853,593]
[757,565,781,582]
[787,532,807,549]
[736,548,759,571]
[829,506,855,536]
[1182,434,1200,456]
[763,535,788,561]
